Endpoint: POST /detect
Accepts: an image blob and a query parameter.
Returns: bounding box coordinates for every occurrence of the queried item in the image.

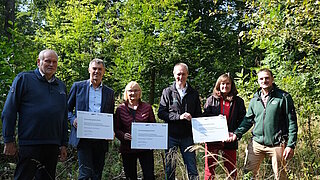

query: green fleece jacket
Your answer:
[235,85,298,148]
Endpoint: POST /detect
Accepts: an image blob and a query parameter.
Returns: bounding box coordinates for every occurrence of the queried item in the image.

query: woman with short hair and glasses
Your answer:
[114,81,155,180]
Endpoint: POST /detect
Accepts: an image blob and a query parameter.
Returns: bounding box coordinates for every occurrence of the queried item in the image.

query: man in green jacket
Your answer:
[227,68,298,180]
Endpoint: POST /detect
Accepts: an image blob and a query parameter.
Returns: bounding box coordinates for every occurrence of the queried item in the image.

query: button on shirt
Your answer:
[89,83,102,112]
[176,83,188,100]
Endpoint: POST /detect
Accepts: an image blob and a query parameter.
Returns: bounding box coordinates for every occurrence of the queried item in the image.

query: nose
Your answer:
[48,61,55,66]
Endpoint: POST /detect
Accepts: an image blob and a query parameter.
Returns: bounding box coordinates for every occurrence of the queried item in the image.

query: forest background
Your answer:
[0,0,319,179]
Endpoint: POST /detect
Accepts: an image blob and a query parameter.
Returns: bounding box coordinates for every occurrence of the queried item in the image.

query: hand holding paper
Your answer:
[191,116,229,143]
[77,111,114,140]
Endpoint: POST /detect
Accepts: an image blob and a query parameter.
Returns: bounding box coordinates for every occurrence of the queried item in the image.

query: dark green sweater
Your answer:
[235,85,298,148]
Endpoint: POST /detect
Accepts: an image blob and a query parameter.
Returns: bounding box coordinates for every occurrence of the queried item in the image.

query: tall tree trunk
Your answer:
[149,67,155,105]
[4,0,15,41]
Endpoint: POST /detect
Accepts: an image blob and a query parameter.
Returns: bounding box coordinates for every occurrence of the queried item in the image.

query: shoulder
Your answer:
[187,84,199,95]
[103,84,114,93]
[161,85,174,95]
[12,70,39,86]
[272,87,292,100]
[73,80,88,86]
[140,102,152,109]
[116,103,127,112]
[55,77,66,86]
[206,95,216,103]
[71,80,90,89]
[234,96,244,102]
[275,87,289,96]
[15,70,35,79]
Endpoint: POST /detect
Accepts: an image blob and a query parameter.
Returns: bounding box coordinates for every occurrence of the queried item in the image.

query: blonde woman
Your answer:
[114,81,155,180]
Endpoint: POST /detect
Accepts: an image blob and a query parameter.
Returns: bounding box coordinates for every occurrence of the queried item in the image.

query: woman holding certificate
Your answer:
[115,81,155,180]
[203,73,246,179]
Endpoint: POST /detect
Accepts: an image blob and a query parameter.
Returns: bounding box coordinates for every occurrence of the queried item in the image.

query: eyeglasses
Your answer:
[127,89,140,93]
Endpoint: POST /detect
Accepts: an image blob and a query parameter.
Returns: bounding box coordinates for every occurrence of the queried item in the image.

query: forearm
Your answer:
[158,107,180,122]
[234,117,253,139]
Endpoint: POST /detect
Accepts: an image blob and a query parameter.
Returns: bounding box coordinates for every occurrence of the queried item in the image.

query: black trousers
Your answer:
[121,150,155,180]
[14,144,59,180]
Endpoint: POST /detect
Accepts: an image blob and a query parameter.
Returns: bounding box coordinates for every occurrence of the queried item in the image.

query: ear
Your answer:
[37,59,41,67]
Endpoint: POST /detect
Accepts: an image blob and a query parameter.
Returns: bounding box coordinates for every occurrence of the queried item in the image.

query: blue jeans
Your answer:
[77,139,108,180]
[165,136,198,180]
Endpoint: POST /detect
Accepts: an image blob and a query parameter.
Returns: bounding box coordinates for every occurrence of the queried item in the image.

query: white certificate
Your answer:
[77,111,114,140]
[131,123,168,150]
[192,116,229,143]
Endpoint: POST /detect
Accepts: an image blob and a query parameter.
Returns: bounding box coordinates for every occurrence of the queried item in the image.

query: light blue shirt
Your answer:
[89,83,102,112]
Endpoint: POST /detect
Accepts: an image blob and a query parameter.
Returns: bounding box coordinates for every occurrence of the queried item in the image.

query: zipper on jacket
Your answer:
[260,97,266,145]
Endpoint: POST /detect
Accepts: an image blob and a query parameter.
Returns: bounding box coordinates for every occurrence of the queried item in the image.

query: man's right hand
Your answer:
[180,112,192,121]
[225,132,237,142]
[3,142,17,156]
[73,118,77,128]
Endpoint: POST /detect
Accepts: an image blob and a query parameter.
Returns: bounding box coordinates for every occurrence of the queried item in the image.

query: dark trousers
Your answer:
[121,150,155,180]
[77,139,108,180]
[14,144,59,180]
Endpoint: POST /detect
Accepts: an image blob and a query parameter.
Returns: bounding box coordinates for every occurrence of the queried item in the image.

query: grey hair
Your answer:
[89,58,105,68]
[38,49,58,61]
[173,63,189,74]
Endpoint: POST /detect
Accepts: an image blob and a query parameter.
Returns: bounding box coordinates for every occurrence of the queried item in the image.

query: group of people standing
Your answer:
[1,49,298,180]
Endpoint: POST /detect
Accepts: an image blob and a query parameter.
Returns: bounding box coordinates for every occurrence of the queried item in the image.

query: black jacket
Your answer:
[204,95,246,149]
[158,82,202,138]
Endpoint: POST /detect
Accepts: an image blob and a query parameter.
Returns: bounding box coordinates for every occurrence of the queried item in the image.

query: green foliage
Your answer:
[34,0,115,89]
[1,0,320,179]
[107,0,198,103]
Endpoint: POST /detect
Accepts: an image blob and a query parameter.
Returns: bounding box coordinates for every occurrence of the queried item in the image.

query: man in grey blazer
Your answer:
[68,59,115,180]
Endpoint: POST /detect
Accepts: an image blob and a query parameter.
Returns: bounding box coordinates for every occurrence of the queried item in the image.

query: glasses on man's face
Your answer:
[127,89,140,93]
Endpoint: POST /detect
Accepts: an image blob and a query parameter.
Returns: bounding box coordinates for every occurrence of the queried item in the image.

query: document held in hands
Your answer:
[131,122,168,150]
[191,116,229,143]
[77,111,114,140]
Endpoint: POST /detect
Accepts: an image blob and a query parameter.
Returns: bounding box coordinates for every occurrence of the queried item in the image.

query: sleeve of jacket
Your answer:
[203,96,214,116]
[158,88,180,122]
[67,83,77,125]
[114,107,125,142]
[235,97,247,128]
[62,85,68,146]
[194,91,202,118]
[1,74,24,143]
[149,105,156,123]
[285,93,298,149]
[111,91,115,114]
[234,98,255,139]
